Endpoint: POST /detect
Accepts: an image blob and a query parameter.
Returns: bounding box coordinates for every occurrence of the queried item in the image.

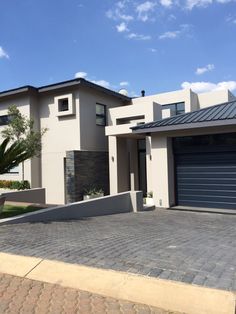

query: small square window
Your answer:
[58,98,69,112]
[55,94,75,117]
[96,103,106,126]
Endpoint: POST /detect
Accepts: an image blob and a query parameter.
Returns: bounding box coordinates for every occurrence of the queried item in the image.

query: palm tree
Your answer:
[0,138,31,175]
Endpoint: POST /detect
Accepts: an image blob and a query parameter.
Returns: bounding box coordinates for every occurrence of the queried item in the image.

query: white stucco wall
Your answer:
[39,90,81,204]
[132,89,197,114]
[79,86,126,151]
[198,90,233,109]
[39,86,126,204]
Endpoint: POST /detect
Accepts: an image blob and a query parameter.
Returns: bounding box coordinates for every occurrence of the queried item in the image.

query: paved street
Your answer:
[0,209,236,291]
[0,273,176,314]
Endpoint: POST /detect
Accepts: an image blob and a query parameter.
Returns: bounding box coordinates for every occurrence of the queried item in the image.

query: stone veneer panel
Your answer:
[65,151,109,203]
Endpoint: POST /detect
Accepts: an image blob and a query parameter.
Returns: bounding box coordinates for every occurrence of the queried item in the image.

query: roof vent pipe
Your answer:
[141,90,145,97]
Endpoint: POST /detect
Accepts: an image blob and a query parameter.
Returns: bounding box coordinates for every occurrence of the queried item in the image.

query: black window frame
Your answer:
[0,115,10,126]
[96,103,106,126]
[162,102,185,116]
[58,98,69,112]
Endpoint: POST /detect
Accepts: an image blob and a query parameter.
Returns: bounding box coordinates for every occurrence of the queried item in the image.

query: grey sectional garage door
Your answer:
[175,151,236,210]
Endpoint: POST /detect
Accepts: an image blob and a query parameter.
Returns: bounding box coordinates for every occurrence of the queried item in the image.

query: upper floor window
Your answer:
[96,103,106,126]
[58,98,69,112]
[162,102,185,116]
[0,115,10,126]
[55,94,75,117]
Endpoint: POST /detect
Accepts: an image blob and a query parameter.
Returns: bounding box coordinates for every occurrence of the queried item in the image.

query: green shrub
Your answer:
[0,180,30,190]
[83,186,104,196]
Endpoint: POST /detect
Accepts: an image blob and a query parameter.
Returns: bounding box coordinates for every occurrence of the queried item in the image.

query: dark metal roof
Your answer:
[0,78,131,102]
[132,100,236,131]
[38,78,131,101]
[0,85,37,97]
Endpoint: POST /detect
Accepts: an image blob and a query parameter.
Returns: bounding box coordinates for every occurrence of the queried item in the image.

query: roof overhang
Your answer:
[132,118,236,134]
[38,78,131,101]
[0,86,37,99]
[0,79,131,102]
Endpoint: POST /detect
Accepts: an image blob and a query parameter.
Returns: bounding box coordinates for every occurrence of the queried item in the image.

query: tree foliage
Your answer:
[0,138,31,174]
[1,105,48,158]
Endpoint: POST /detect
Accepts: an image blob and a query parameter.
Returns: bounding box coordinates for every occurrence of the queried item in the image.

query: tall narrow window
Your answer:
[96,103,106,126]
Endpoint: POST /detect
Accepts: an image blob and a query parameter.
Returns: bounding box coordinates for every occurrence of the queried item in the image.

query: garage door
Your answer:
[175,151,236,209]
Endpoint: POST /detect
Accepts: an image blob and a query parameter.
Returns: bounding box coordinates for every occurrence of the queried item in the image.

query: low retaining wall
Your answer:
[1,188,46,204]
[0,191,143,225]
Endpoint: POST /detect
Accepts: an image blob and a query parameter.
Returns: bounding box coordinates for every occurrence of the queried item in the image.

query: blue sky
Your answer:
[0,0,235,96]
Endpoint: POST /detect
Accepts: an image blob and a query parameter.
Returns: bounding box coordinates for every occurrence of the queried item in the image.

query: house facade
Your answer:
[106,88,236,210]
[0,79,129,204]
[1,78,235,209]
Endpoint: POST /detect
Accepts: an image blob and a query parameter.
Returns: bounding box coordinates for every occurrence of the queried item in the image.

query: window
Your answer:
[162,102,185,116]
[0,115,10,126]
[96,103,106,126]
[54,94,75,117]
[58,98,69,112]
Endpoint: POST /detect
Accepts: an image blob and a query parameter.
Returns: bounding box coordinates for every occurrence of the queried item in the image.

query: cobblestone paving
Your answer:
[0,273,179,314]
[0,209,236,291]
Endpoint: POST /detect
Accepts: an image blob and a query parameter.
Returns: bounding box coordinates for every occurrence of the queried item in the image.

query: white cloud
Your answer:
[106,4,133,22]
[185,0,234,9]
[185,0,212,9]
[149,48,157,52]
[226,15,236,24]
[159,30,180,39]
[120,81,129,86]
[168,14,176,20]
[136,1,156,21]
[118,13,134,21]
[216,0,232,3]
[127,32,151,40]
[160,0,173,7]
[91,80,111,89]
[159,24,191,39]
[74,72,111,89]
[74,71,87,78]
[0,47,9,59]
[117,1,126,9]
[181,81,236,93]
[116,22,129,32]
[195,64,215,75]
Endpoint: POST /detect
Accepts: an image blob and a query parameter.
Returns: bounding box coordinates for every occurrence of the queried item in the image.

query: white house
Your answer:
[1,78,235,209]
[0,79,129,204]
[106,88,236,210]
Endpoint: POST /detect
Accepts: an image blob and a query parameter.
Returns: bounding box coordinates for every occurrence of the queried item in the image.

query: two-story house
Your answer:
[0,79,130,204]
[1,78,235,210]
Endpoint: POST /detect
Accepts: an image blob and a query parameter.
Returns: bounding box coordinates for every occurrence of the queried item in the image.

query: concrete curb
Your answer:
[0,252,235,314]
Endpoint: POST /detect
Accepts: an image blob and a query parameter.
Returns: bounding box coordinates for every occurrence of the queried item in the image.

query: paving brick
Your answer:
[0,209,236,291]
[0,273,178,314]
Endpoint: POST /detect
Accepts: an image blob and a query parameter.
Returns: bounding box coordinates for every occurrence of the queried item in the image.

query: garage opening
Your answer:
[173,133,236,210]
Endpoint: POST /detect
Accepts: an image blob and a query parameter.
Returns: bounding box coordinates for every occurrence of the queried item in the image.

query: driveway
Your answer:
[0,209,235,291]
